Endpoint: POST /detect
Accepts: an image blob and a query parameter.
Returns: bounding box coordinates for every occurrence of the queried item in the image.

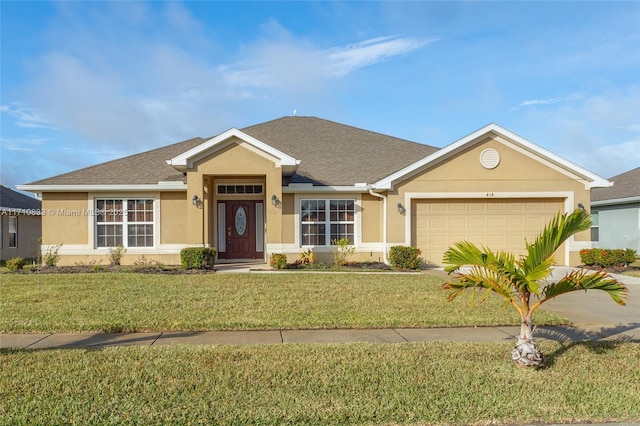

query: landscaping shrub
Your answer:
[269,253,287,269]
[332,237,355,266]
[389,246,422,270]
[297,248,316,265]
[42,244,62,267]
[180,247,216,270]
[580,248,637,268]
[6,257,26,271]
[107,245,127,266]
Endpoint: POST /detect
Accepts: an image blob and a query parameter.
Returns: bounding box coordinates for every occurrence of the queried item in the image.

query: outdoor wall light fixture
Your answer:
[271,194,279,206]
[397,202,406,215]
[192,194,200,206]
[577,202,585,211]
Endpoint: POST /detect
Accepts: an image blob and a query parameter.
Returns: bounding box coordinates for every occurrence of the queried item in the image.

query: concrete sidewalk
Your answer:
[2,324,639,350]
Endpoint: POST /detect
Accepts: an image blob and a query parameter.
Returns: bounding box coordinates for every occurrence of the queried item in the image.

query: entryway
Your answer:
[217,200,265,260]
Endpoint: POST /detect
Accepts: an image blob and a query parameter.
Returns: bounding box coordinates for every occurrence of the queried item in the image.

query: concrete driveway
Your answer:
[540,267,640,339]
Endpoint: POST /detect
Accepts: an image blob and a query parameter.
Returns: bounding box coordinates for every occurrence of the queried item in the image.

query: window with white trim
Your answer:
[300,199,355,246]
[8,216,17,248]
[96,199,154,248]
[590,210,599,242]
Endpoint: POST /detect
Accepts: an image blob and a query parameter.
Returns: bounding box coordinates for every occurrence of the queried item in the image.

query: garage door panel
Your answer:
[413,198,564,266]
[468,218,484,228]
[487,217,505,228]
[450,218,466,228]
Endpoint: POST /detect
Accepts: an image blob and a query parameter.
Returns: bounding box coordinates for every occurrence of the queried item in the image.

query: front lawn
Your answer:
[0,272,567,332]
[2,342,639,425]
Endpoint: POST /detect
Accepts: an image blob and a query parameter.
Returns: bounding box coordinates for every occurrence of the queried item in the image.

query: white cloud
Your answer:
[512,93,585,110]
[512,87,639,178]
[224,34,432,90]
[1,103,55,129]
[326,36,433,77]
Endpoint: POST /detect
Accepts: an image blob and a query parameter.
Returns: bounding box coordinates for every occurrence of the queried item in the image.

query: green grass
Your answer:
[1,342,639,425]
[0,272,567,332]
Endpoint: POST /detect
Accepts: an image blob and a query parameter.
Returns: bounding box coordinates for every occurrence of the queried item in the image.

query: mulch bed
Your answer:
[8,265,216,275]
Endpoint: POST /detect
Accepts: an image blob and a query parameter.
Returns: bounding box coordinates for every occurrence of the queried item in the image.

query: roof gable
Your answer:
[167,128,300,174]
[374,123,610,190]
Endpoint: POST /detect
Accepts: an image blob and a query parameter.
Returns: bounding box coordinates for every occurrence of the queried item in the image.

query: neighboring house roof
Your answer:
[0,185,41,212]
[20,117,438,189]
[591,167,640,206]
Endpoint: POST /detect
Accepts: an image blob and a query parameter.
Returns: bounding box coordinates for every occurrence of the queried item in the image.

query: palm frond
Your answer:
[539,269,628,307]
[522,209,591,273]
[442,240,487,273]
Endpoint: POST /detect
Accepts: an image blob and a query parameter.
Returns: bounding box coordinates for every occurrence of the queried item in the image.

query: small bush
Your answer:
[332,238,355,266]
[107,245,127,266]
[181,247,216,270]
[42,244,62,267]
[269,253,288,269]
[6,257,26,271]
[389,246,422,270]
[580,248,637,268]
[297,248,316,265]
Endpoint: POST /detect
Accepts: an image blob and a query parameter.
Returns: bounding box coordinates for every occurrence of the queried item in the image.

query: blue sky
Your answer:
[2,1,639,193]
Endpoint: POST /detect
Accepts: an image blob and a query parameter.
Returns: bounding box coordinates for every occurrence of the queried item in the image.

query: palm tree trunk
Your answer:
[511,314,544,368]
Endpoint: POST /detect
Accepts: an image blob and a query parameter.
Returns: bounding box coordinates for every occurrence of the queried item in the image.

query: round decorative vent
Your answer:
[479,148,500,169]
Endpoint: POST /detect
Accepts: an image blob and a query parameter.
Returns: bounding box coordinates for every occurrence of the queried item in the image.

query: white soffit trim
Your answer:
[166,128,300,171]
[591,196,640,207]
[373,123,611,190]
[283,185,373,193]
[15,184,187,192]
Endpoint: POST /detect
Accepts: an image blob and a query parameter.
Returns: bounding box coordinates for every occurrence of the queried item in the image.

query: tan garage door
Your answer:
[413,198,564,267]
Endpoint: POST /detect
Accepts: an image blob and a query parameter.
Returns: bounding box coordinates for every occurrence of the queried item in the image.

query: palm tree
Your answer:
[442,209,628,368]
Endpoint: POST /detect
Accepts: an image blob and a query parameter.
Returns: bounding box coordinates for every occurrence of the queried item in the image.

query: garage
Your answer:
[412,198,565,266]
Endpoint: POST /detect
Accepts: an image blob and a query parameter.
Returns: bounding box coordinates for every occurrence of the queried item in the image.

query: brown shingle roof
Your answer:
[591,167,640,202]
[25,117,438,187]
[241,116,438,185]
[27,137,206,185]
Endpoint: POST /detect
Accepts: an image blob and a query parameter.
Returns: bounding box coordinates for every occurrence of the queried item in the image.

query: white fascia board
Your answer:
[166,128,299,169]
[282,185,372,193]
[591,196,640,207]
[15,184,187,193]
[373,123,611,190]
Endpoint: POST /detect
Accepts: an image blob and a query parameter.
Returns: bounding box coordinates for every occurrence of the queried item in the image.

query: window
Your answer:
[96,199,154,248]
[590,210,599,242]
[217,184,263,194]
[8,216,17,248]
[300,199,355,246]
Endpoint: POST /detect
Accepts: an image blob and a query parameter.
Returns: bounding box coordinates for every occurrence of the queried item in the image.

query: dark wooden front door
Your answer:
[222,201,257,259]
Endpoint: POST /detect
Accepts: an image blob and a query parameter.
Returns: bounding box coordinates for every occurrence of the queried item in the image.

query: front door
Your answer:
[221,201,257,259]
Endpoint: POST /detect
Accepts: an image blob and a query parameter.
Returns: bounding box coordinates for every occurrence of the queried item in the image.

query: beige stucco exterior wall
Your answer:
[281,193,295,244]
[388,137,591,265]
[361,193,382,243]
[186,138,283,252]
[160,192,187,245]
[41,192,89,245]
